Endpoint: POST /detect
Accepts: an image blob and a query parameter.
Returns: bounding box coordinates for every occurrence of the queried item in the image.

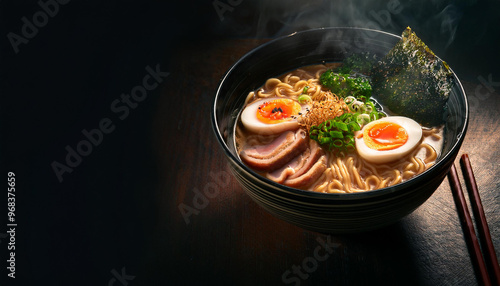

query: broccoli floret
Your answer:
[320,52,376,102]
[371,27,453,126]
[320,70,372,102]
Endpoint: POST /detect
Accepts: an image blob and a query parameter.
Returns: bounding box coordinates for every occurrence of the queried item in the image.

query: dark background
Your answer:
[1,0,499,285]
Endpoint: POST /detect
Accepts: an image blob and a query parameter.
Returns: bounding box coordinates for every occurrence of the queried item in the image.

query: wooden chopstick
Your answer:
[448,163,492,286]
[460,154,500,286]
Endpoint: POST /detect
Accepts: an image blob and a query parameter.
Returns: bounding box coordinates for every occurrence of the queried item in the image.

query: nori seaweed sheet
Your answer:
[371,27,454,126]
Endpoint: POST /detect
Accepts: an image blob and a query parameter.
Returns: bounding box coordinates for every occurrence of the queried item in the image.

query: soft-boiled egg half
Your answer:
[355,116,422,163]
[241,97,307,134]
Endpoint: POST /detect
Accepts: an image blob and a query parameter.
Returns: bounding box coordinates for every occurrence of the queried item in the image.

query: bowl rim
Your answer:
[211,27,469,200]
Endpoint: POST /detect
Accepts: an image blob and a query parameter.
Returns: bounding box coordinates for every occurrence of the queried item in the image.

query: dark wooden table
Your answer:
[147,39,500,285]
[3,2,500,285]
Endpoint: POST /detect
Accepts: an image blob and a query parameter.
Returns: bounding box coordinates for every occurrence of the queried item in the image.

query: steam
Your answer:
[250,0,404,38]
[434,4,463,48]
[253,1,336,38]
[213,0,472,51]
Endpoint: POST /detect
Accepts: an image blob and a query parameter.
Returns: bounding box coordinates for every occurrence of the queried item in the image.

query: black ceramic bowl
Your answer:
[211,27,468,233]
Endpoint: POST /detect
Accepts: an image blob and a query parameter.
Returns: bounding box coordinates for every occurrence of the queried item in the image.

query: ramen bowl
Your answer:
[211,27,468,233]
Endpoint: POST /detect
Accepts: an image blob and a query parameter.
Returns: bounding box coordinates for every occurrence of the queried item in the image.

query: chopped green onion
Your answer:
[356,114,370,125]
[308,98,384,155]
[334,121,348,131]
[344,96,356,104]
[309,113,361,156]
[330,130,344,139]
[350,101,364,112]
[298,94,311,104]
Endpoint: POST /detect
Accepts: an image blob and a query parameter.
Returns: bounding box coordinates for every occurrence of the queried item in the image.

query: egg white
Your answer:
[241,97,308,135]
[355,116,423,164]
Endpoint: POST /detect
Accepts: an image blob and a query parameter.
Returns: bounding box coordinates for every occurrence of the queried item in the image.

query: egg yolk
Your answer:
[363,121,408,151]
[256,99,302,124]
